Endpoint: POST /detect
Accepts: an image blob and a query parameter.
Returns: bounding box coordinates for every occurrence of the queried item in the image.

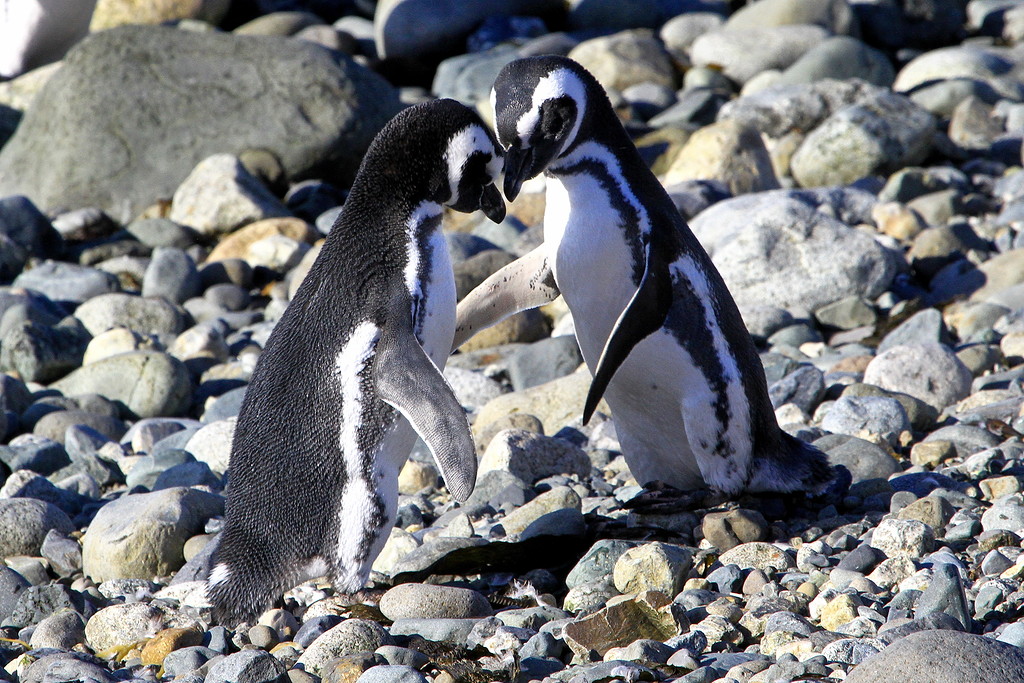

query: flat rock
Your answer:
[378,583,493,621]
[169,154,291,237]
[844,629,1024,682]
[0,25,402,221]
[51,350,193,419]
[663,119,779,195]
[567,29,678,92]
[689,190,900,311]
[690,25,830,84]
[85,602,164,652]
[74,293,188,337]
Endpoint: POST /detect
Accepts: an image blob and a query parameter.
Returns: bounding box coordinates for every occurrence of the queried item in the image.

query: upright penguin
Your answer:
[455,56,836,497]
[207,99,506,625]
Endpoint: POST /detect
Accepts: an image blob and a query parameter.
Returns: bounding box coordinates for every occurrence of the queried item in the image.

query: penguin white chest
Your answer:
[412,227,458,366]
[544,174,636,365]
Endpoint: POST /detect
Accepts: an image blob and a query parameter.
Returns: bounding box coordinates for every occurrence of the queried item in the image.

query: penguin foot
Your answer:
[621,481,728,514]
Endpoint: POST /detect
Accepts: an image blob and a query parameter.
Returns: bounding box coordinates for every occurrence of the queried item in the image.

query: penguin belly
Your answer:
[546,174,753,492]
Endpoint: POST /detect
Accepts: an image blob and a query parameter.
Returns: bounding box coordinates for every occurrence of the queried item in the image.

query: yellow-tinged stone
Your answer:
[562,591,681,657]
[507,190,546,228]
[981,475,1024,501]
[205,217,316,262]
[1001,331,1024,362]
[636,126,692,176]
[474,367,609,437]
[692,614,744,647]
[819,594,859,631]
[771,638,817,661]
[867,556,916,590]
[684,578,712,592]
[91,0,229,30]
[456,308,550,352]
[140,628,202,666]
[910,440,956,468]
[871,201,925,240]
[758,629,802,656]
[1000,557,1024,580]
[398,460,439,495]
[663,119,780,195]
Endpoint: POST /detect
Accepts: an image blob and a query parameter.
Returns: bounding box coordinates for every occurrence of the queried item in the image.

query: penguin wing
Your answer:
[582,236,674,424]
[373,307,477,502]
[452,244,560,352]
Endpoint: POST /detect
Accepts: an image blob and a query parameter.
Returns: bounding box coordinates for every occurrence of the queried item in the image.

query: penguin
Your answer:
[207,98,506,625]
[454,55,839,498]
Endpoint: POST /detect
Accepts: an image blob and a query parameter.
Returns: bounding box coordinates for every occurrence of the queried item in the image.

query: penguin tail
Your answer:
[746,434,851,498]
[205,535,287,627]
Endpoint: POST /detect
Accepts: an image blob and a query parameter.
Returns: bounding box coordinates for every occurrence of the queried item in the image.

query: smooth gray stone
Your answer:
[0,438,70,475]
[815,434,900,483]
[506,336,584,391]
[388,617,485,644]
[205,649,288,683]
[775,35,895,88]
[689,189,899,312]
[162,646,220,678]
[19,652,117,683]
[13,261,119,305]
[432,45,519,105]
[769,364,825,413]
[877,308,951,352]
[142,247,201,304]
[356,665,428,683]
[914,562,971,629]
[0,25,402,222]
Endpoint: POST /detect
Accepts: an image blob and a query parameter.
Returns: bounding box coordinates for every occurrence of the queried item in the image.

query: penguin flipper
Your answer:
[374,320,477,502]
[583,243,673,424]
[452,244,559,352]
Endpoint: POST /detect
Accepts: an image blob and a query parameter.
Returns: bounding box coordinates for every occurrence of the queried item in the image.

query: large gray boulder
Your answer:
[0,25,403,221]
[845,629,1024,683]
[689,189,901,312]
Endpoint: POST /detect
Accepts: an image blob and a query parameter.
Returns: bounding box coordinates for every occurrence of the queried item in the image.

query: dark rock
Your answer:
[0,196,63,281]
[769,364,826,413]
[142,247,202,304]
[8,584,91,628]
[913,562,971,630]
[506,336,584,391]
[0,437,71,475]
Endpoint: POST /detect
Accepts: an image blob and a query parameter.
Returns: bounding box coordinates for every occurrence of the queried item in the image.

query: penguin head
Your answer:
[366,99,506,224]
[439,107,507,224]
[491,56,589,200]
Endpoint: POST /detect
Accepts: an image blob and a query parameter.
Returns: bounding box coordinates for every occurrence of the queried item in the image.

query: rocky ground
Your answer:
[2,0,1024,682]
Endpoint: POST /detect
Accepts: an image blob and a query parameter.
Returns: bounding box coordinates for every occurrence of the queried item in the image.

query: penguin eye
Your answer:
[541,97,575,141]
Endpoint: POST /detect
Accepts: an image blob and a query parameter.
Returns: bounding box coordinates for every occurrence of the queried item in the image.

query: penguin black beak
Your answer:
[480,183,506,224]
[502,145,533,202]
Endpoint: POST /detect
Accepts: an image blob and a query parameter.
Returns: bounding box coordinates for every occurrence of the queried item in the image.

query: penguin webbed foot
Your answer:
[621,481,727,514]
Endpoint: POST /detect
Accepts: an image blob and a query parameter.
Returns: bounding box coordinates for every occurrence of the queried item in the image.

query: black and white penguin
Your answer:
[207,99,506,625]
[454,56,838,498]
